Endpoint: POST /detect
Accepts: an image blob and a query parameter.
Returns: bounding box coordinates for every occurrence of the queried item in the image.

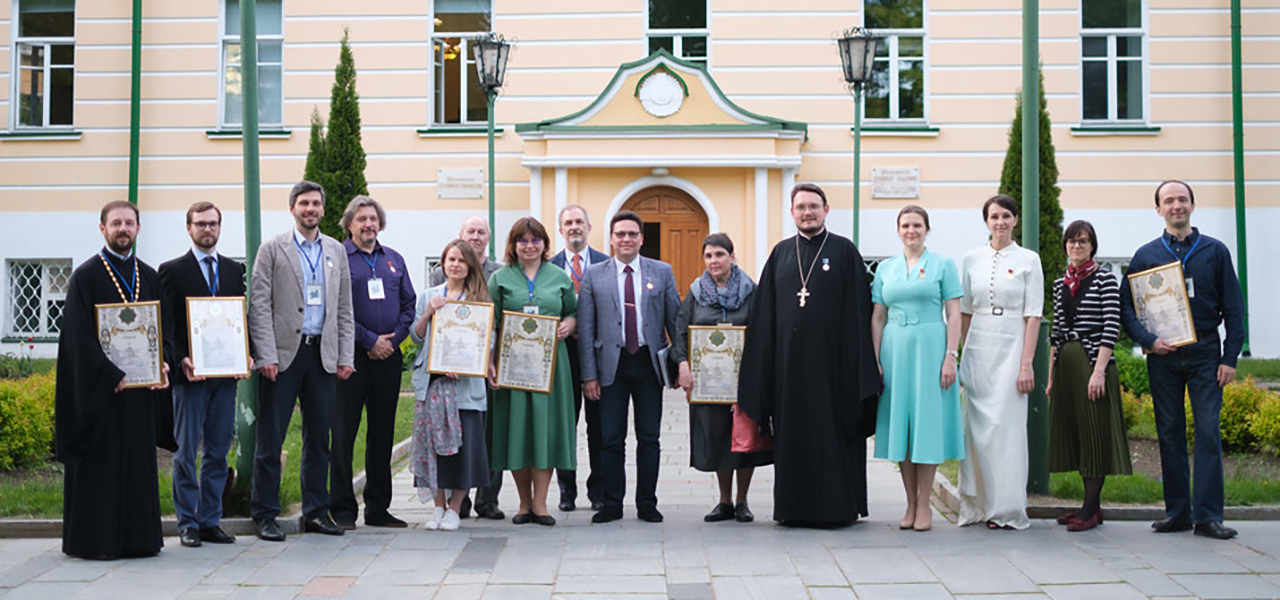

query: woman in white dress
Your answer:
[957,195,1044,530]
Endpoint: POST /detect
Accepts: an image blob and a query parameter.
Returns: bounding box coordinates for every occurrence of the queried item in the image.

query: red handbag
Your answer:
[731,404,772,453]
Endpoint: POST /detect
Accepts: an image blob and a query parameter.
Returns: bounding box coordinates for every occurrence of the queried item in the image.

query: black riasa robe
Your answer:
[55,250,168,559]
[738,230,881,527]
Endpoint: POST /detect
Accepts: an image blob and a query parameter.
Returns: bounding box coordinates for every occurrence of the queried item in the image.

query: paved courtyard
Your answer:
[4,390,1280,599]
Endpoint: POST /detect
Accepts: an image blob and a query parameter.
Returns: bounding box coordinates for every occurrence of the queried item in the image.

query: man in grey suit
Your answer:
[249,181,355,541]
[578,210,686,524]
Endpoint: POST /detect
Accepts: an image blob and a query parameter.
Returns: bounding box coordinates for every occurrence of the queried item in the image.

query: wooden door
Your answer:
[623,186,708,292]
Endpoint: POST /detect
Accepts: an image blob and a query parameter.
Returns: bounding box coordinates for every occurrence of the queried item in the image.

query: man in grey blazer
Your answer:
[248,181,355,541]
[578,210,685,524]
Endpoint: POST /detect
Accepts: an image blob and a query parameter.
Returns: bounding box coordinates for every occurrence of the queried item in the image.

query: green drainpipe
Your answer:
[1022,0,1050,496]
[127,0,141,206]
[1230,0,1251,356]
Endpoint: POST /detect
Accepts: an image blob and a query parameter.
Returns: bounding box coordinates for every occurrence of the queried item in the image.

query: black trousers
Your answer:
[330,350,402,523]
[598,348,663,511]
[557,336,603,503]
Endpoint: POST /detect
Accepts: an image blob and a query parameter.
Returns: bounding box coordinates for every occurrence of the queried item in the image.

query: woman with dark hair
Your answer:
[957,195,1044,530]
[1046,220,1132,531]
[487,217,577,526]
[409,239,492,531]
[870,206,964,532]
[672,233,772,523]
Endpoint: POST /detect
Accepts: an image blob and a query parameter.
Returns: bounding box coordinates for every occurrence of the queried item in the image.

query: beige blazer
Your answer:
[249,229,355,373]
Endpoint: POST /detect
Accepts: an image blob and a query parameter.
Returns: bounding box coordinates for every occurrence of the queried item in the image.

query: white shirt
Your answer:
[192,246,218,292]
[614,256,646,348]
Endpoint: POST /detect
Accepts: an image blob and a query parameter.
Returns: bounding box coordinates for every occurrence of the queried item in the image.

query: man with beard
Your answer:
[55,200,171,559]
[549,205,609,511]
[330,196,416,530]
[159,201,247,548]
[249,181,354,541]
[737,183,880,528]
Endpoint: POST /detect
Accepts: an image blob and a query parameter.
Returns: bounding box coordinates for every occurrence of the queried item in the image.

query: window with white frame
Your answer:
[432,0,492,125]
[864,0,925,121]
[13,0,75,129]
[7,260,71,337]
[1081,0,1144,122]
[647,0,707,63]
[221,0,283,128]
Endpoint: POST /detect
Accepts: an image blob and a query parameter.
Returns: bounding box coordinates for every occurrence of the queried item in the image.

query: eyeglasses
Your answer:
[1066,238,1091,247]
[191,221,220,230]
[516,238,544,246]
[612,231,642,239]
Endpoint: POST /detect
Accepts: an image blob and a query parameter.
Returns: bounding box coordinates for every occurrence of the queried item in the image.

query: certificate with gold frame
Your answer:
[96,300,164,388]
[496,311,559,394]
[1127,261,1198,348]
[427,300,494,378]
[187,296,251,378]
[688,325,746,404]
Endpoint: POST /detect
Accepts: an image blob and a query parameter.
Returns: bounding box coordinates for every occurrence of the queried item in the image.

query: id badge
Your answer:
[367,277,386,300]
[522,304,540,315]
[306,284,323,306]
[1186,277,1195,299]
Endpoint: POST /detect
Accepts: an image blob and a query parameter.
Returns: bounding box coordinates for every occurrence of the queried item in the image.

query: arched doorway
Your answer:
[622,186,708,291]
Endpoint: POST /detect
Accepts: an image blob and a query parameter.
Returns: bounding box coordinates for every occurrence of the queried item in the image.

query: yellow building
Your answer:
[1,0,1277,355]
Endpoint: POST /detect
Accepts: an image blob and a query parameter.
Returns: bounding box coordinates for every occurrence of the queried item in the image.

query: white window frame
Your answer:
[10,0,75,130]
[429,0,493,127]
[5,259,71,338]
[644,0,710,64]
[1079,1,1148,124]
[862,0,927,123]
[218,0,284,130]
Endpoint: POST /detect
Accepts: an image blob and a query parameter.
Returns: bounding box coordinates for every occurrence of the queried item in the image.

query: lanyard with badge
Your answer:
[296,237,324,306]
[522,266,539,314]
[1161,233,1202,299]
[362,248,386,301]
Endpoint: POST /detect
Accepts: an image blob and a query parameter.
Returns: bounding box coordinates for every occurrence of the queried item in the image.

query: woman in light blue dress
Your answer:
[871,205,964,532]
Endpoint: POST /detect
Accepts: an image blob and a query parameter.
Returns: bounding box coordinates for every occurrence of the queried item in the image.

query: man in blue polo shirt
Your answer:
[1119,179,1246,540]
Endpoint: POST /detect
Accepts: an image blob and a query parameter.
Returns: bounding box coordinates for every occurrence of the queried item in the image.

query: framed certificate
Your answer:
[1127,261,1198,348]
[688,325,746,404]
[427,300,494,378]
[187,296,251,378]
[496,310,560,394]
[96,300,164,388]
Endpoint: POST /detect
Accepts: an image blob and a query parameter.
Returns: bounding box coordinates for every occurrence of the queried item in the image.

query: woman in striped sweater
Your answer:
[1046,220,1133,532]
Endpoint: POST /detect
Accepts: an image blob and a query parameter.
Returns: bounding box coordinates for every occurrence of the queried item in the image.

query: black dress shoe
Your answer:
[637,506,664,523]
[476,504,505,520]
[334,517,357,531]
[255,519,286,542]
[179,527,202,548]
[460,495,472,519]
[1152,515,1193,533]
[1194,521,1238,540]
[591,506,623,523]
[590,500,605,511]
[199,526,235,544]
[734,503,755,523]
[511,512,533,525]
[365,513,408,528]
[533,513,557,526]
[559,497,577,512]
[304,515,345,536]
[704,502,734,523]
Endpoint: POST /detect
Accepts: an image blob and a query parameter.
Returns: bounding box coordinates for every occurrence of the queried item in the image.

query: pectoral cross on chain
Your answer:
[797,286,810,308]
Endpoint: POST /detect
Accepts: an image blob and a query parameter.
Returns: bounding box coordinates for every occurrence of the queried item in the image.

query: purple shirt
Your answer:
[344,239,416,353]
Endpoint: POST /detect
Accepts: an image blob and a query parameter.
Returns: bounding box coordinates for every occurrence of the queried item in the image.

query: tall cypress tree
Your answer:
[303,28,368,240]
[999,70,1064,319]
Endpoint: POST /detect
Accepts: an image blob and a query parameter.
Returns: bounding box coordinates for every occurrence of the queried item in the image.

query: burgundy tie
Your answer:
[571,254,582,293]
[624,265,639,355]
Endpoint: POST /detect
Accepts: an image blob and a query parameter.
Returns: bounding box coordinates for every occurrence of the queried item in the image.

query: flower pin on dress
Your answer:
[1006,268,1015,280]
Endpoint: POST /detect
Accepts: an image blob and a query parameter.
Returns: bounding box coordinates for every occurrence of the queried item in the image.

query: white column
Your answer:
[781,168,797,238]
[554,167,568,247]
[754,167,769,277]
[529,166,543,223]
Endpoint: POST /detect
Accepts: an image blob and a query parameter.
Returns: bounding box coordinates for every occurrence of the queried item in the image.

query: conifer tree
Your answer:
[999,70,1064,318]
[302,29,368,239]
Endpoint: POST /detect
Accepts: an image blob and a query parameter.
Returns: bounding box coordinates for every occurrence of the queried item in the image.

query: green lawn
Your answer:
[1238,358,1280,381]
[0,394,416,519]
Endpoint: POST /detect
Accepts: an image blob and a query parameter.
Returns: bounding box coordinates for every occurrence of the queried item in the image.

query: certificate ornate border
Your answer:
[1127,260,1198,349]
[687,324,746,405]
[496,310,560,394]
[186,296,251,378]
[427,300,495,378]
[95,300,164,389]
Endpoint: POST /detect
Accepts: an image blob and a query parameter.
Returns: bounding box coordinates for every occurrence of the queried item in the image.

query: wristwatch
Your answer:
[946,349,959,358]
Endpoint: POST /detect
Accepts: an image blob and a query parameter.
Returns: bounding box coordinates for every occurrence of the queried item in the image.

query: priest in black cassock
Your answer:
[738,183,880,528]
[55,200,170,560]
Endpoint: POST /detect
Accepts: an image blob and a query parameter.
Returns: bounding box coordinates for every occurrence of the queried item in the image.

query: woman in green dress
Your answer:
[487,217,578,526]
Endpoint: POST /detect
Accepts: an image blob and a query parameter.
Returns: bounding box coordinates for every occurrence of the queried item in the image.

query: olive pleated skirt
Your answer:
[1047,342,1133,477]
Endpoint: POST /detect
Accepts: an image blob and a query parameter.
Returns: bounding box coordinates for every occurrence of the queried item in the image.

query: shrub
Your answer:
[1247,386,1280,456]
[1220,377,1270,452]
[1122,388,1156,439]
[1116,350,1149,397]
[0,372,56,470]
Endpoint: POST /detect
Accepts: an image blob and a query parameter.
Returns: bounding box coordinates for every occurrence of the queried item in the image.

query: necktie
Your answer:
[571,254,583,293]
[623,265,638,355]
[203,256,217,294]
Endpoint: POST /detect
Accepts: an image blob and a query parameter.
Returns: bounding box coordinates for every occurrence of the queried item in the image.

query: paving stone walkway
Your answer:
[4,390,1280,599]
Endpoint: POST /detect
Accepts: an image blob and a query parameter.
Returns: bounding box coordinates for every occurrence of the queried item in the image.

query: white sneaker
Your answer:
[439,508,461,531]
[423,506,443,530]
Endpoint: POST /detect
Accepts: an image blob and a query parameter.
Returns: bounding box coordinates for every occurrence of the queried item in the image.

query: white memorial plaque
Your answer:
[437,168,485,199]
[872,167,920,199]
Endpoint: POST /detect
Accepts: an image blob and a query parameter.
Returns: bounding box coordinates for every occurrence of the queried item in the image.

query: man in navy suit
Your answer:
[578,210,686,523]
[549,205,610,512]
[158,202,247,548]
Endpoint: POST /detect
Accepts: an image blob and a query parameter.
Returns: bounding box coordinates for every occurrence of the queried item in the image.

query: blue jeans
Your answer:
[172,378,236,530]
[1147,332,1225,524]
[598,349,663,512]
